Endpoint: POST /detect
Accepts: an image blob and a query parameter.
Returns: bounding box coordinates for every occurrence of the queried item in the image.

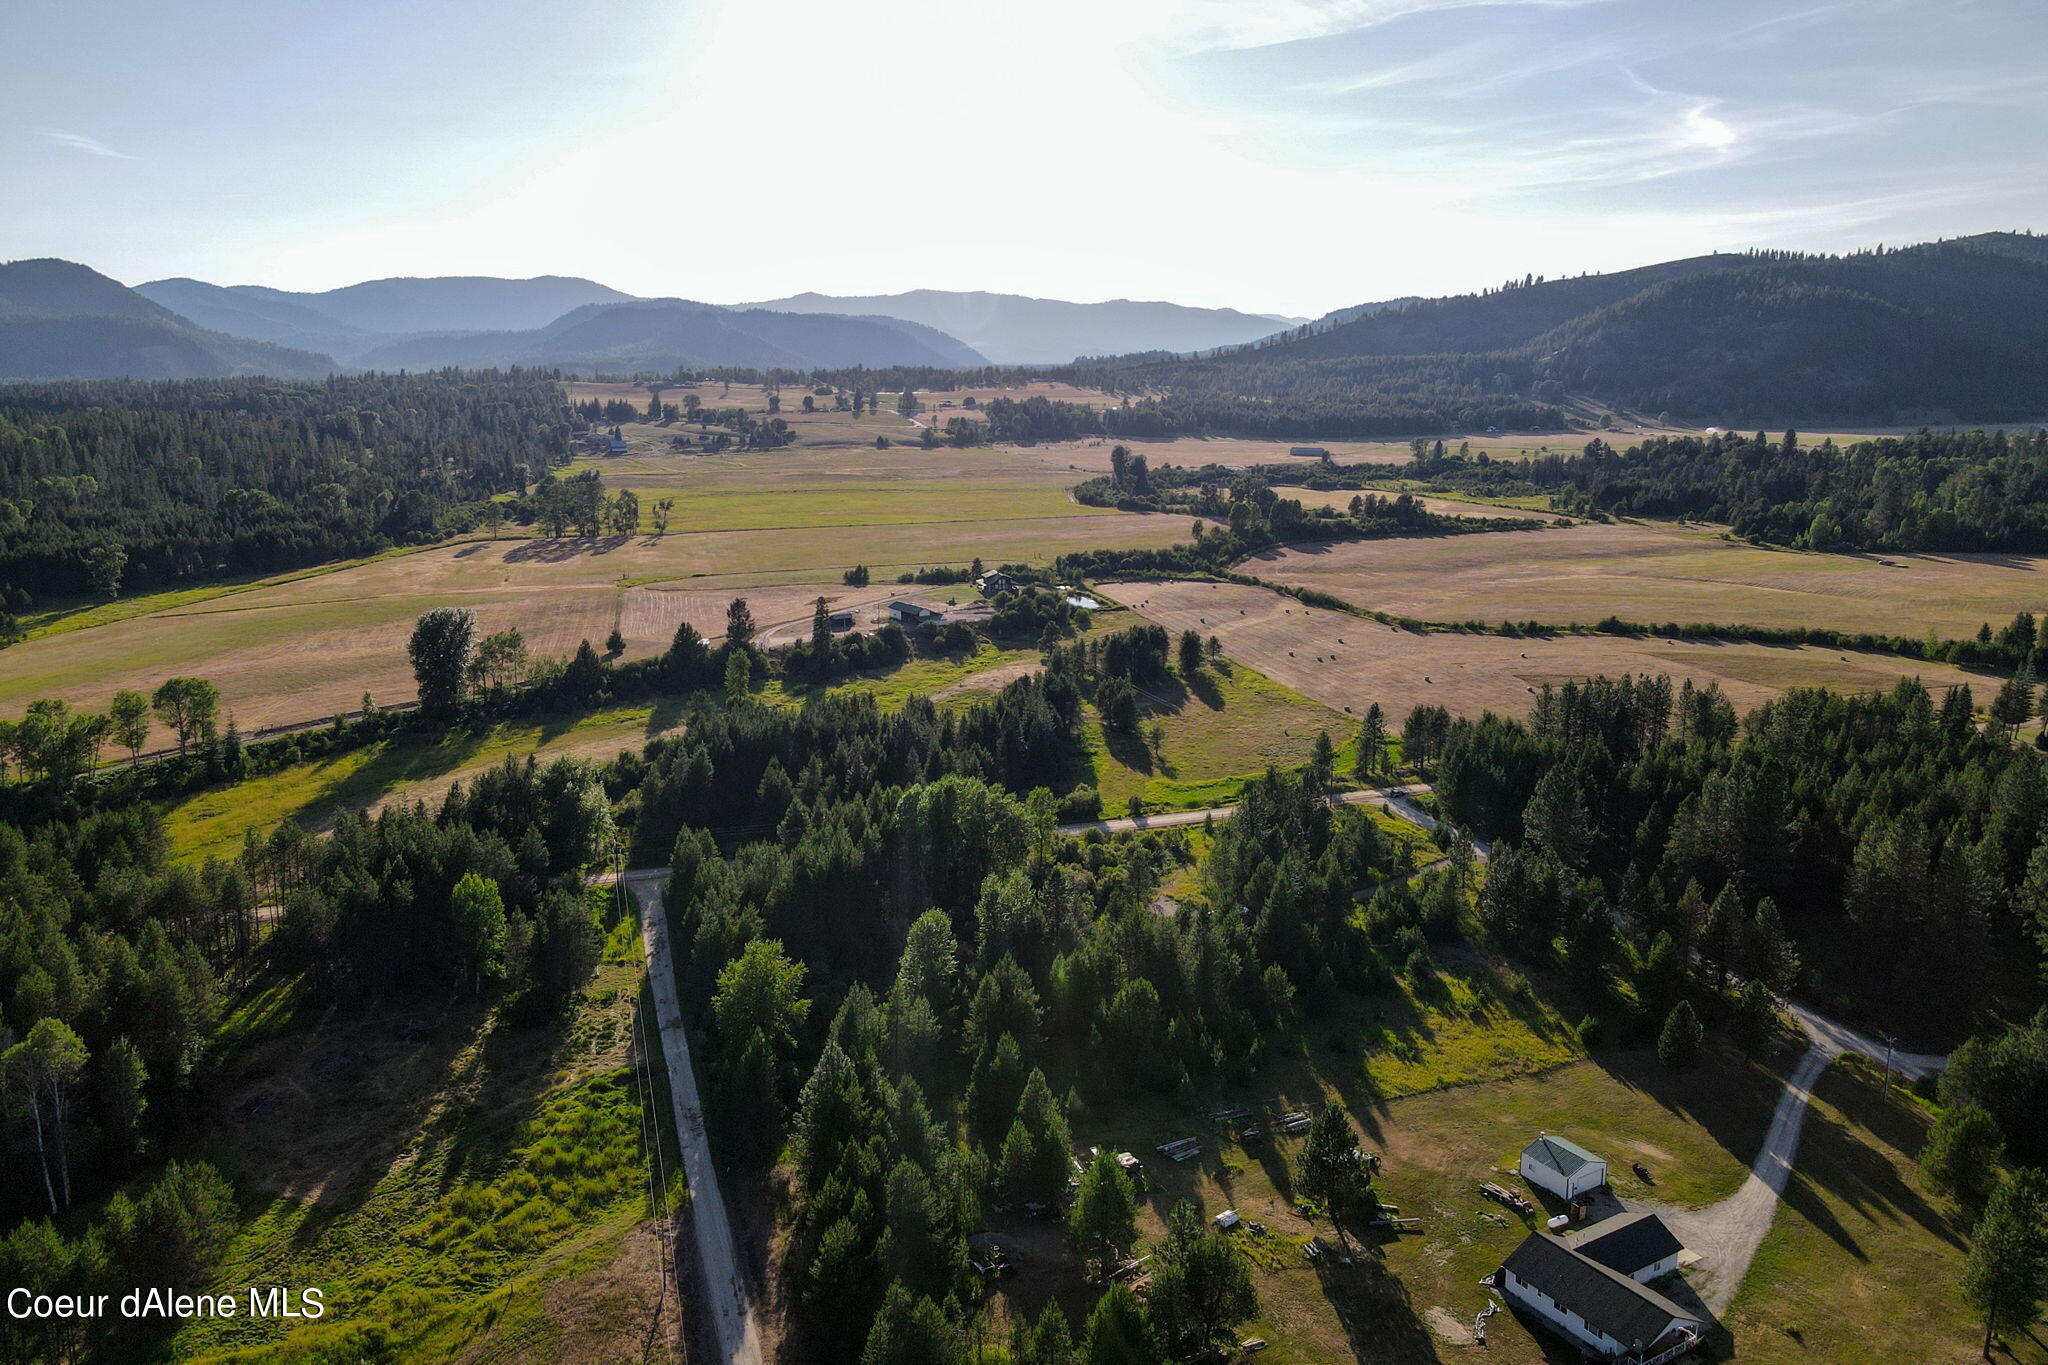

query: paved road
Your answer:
[629,871,765,1365]
[1656,1000,1948,1315]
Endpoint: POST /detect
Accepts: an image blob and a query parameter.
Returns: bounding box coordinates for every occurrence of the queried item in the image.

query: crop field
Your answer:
[1243,518,2048,639]
[0,436,1182,734]
[1120,579,1990,720]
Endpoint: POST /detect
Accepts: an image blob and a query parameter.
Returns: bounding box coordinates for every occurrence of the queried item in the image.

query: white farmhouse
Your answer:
[1520,1132,1608,1201]
[1498,1233,1700,1364]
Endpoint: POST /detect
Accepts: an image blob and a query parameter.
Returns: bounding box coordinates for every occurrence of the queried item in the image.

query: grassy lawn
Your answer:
[1727,1056,2039,1365]
[175,906,682,1363]
[160,703,687,864]
[1077,659,1352,812]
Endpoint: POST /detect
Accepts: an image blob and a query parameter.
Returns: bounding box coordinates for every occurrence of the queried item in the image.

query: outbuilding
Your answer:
[1520,1133,1608,1201]
[887,600,944,625]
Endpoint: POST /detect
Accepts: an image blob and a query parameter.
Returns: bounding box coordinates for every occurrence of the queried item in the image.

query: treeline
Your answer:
[0,370,572,600]
[648,678,1408,1359]
[1417,674,2047,1037]
[1525,428,2048,554]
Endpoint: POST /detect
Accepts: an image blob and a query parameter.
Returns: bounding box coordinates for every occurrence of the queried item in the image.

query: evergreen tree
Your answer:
[1149,1201,1258,1354]
[1657,1000,1702,1070]
[1965,1170,2048,1360]
[1067,1150,1140,1273]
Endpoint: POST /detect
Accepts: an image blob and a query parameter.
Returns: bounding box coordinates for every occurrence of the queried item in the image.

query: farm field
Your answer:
[1244,518,2048,639]
[1269,486,1565,520]
[174,925,681,1363]
[0,438,1181,734]
[1119,578,1991,721]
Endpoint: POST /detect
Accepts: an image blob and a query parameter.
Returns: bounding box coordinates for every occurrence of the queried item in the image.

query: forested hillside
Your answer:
[353,298,988,373]
[0,370,571,599]
[1068,233,2048,427]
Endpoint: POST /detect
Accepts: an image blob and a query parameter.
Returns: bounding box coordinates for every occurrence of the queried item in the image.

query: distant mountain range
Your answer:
[0,260,334,381]
[350,298,987,372]
[135,274,638,361]
[13,237,2048,424]
[739,289,1306,365]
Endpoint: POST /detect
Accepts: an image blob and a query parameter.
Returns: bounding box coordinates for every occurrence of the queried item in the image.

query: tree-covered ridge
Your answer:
[0,369,572,598]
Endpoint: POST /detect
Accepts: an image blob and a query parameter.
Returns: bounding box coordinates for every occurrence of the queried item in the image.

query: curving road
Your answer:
[1657,1003,1947,1314]
[630,870,764,1365]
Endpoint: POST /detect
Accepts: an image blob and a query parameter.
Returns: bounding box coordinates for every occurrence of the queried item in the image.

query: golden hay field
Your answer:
[1269,486,1564,520]
[1115,578,1992,721]
[1243,519,2048,639]
[1,432,1183,735]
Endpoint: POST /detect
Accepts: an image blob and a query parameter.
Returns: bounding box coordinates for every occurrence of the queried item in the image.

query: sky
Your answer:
[5,0,2046,318]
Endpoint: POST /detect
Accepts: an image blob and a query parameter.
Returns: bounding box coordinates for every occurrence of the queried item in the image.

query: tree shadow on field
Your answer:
[308,728,492,822]
[1315,1247,1448,1362]
[645,693,689,738]
[1772,1061,1962,1260]
[503,534,633,564]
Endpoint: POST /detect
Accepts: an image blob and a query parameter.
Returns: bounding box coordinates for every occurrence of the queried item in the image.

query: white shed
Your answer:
[1520,1133,1608,1201]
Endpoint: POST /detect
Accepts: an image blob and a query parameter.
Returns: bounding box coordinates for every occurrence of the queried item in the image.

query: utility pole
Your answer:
[1881,1034,1897,1096]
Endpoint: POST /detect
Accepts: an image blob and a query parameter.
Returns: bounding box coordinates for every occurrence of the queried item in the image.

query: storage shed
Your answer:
[1520,1132,1608,1201]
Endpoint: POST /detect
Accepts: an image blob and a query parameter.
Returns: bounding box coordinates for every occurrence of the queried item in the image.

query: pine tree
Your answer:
[1657,1000,1702,1070]
[1965,1170,2048,1359]
[1067,1149,1140,1273]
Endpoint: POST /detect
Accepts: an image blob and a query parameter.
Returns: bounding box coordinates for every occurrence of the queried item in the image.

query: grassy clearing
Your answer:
[159,703,685,864]
[760,639,1043,712]
[176,913,681,1363]
[1726,1056,2038,1364]
[1077,659,1351,812]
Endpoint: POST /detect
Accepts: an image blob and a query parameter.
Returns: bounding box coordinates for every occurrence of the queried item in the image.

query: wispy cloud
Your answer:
[41,128,134,160]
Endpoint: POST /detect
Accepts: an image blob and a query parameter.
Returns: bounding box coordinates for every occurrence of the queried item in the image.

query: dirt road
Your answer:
[1058,783,1458,837]
[1655,1002,1948,1315]
[630,871,765,1365]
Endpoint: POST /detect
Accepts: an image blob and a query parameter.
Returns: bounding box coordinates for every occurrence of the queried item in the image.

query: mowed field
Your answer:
[1270,486,1566,520]
[1245,519,2048,639]
[1116,579,1991,721]
[1,436,1181,736]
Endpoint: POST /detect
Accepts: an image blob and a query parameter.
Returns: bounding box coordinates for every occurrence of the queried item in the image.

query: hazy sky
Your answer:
[6,0,2045,316]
